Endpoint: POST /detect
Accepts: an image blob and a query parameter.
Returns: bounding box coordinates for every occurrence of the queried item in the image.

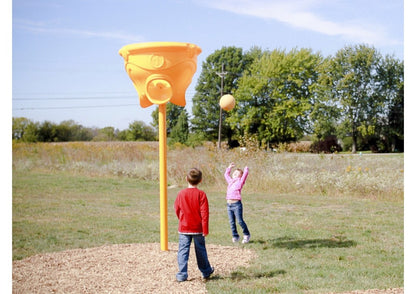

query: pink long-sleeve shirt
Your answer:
[224,166,249,200]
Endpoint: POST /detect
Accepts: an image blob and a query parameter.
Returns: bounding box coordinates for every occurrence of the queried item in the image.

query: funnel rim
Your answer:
[119,42,201,55]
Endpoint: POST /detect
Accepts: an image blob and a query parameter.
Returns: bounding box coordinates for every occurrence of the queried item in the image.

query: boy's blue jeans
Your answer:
[176,233,213,281]
[227,200,250,238]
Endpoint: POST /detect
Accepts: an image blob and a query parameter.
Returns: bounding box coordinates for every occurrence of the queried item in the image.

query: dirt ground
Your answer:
[12,243,403,294]
[12,243,255,293]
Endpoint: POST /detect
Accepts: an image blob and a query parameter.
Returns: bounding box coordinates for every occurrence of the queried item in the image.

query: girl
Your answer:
[224,162,251,243]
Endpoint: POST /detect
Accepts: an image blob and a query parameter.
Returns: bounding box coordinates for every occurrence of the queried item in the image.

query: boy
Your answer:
[174,168,214,282]
[224,162,251,244]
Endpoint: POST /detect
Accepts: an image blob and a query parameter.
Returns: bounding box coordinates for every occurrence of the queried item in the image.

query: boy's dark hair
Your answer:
[187,168,202,186]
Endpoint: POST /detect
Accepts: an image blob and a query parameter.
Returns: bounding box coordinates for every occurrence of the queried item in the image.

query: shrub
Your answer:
[311,136,342,153]
[275,141,312,153]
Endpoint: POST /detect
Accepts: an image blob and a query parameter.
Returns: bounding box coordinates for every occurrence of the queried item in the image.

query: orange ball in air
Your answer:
[219,94,235,111]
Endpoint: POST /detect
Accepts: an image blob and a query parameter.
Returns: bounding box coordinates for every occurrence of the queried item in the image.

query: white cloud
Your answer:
[199,0,394,46]
[13,19,145,43]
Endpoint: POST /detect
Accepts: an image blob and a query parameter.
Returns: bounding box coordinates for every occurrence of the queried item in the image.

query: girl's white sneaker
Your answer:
[242,235,250,244]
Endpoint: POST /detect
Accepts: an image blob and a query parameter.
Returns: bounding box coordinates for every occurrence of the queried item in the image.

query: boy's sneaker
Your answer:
[203,267,215,279]
[232,236,240,243]
[242,235,251,244]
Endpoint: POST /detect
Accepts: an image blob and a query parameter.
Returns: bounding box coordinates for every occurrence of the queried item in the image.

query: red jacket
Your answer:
[174,187,209,236]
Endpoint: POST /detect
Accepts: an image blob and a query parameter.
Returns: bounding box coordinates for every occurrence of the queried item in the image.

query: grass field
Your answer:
[12,142,404,293]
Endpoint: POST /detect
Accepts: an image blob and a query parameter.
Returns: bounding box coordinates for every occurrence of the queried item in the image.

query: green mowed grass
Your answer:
[207,192,403,293]
[12,169,403,293]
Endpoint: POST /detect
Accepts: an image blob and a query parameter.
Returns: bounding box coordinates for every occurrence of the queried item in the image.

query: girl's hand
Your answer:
[228,162,235,169]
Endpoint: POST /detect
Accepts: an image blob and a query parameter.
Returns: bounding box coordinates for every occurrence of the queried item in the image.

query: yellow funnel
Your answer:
[119,42,202,107]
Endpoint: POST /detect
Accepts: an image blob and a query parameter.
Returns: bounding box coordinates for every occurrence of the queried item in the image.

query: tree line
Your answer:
[13,44,403,152]
[190,44,403,152]
[12,118,157,142]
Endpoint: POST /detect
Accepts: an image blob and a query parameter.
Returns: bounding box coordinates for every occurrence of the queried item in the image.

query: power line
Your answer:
[13,90,198,111]
[13,92,197,101]
[13,100,196,111]
[13,104,138,110]
[13,96,137,100]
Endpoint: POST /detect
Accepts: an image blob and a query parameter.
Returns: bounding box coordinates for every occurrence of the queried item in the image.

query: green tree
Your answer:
[191,46,253,143]
[54,120,92,141]
[377,55,404,152]
[54,120,73,141]
[12,117,40,142]
[93,127,117,141]
[38,120,58,142]
[310,56,342,141]
[75,126,94,141]
[13,118,93,142]
[321,44,383,153]
[230,48,322,147]
[151,103,183,136]
[125,120,156,141]
[12,117,33,140]
[116,129,128,141]
[21,120,40,142]
[170,109,189,144]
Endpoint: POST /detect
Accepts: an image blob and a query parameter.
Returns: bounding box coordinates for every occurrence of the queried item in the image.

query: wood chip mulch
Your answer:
[12,243,256,294]
[12,243,403,294]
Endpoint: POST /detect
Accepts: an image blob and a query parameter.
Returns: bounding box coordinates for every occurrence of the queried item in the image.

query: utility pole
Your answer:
[216,63,227,149]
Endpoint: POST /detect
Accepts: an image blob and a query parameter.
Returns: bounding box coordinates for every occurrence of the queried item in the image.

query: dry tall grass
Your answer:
[12,142,404,200]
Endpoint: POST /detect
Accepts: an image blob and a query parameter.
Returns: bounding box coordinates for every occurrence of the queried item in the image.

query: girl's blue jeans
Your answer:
[227,200,250,238]
[176,233,213,281]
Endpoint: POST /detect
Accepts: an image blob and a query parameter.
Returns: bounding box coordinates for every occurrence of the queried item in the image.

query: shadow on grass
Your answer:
[207,236,356,283]
[253,236,357,250]
[230,269,286,281]
[208,269,286,282]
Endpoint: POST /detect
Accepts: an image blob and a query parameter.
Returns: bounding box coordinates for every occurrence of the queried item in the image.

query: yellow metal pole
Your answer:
[159,103,168,251]
[119,42,201,252]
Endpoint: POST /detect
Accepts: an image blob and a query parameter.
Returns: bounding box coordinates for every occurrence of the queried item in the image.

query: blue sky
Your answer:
[11,0,404,130]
